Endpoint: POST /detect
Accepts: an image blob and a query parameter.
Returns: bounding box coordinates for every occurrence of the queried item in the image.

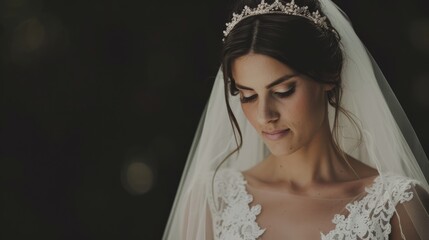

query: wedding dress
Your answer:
[162,0,429,239]
[209,168,427,239]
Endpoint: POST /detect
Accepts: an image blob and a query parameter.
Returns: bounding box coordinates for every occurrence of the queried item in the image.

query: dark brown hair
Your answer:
[215,0,361,173]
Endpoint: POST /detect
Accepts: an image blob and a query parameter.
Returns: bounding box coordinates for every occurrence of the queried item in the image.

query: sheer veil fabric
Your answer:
[163,0,429,239]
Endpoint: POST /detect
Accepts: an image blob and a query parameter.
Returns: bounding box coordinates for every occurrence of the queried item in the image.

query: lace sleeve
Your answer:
[389,182,429,240]
[181,166,265,240]
[207,168,265,240]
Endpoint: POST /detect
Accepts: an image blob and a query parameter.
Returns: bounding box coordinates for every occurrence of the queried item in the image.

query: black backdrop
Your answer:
[1,0,429,239]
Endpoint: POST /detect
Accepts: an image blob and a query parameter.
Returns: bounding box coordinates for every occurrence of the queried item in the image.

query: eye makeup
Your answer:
[273,85,295,98]
[239,84,296,103]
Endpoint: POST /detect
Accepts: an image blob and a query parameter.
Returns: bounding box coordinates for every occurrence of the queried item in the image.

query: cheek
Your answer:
[288,87,325,130]
[286,91,309,123]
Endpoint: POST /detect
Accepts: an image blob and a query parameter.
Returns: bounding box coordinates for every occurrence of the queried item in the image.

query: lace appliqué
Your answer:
[208,169,266,240]
[209,170,417,240]
[321,173,417,240]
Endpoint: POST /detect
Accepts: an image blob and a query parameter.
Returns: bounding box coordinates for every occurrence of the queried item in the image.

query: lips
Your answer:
[262,129,290,141]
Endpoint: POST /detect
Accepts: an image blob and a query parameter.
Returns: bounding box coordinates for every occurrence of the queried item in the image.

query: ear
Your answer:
[323,83,335,92]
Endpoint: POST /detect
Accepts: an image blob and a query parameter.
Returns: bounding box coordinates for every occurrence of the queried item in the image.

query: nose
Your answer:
[256,96,279,124]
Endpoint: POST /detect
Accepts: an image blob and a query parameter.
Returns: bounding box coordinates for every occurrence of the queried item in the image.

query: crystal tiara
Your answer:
[223,0,329,39]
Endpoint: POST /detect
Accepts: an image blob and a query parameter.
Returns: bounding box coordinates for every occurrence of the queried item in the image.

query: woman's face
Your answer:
[232,53,333,156]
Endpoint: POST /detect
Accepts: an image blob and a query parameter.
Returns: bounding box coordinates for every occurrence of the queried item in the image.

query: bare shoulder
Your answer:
[241,155,277,187]
[241,162,267,186]
[345,155,379,179]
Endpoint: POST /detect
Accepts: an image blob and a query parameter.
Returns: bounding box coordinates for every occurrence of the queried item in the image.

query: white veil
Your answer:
[162,0,429,239]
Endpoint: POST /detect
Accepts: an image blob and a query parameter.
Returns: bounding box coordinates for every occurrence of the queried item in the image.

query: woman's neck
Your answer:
[258,122,359,189]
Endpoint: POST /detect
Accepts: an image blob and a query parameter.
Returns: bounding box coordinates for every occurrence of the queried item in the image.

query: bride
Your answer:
[163,0,429,239]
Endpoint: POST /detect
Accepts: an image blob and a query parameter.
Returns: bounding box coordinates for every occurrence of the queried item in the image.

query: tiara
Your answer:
[223,0,329,40]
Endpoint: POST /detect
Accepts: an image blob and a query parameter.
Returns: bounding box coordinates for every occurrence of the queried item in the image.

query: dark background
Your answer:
[1,0,429,239]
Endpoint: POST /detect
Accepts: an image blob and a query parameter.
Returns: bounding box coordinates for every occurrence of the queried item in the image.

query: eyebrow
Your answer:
[235,74,297,90]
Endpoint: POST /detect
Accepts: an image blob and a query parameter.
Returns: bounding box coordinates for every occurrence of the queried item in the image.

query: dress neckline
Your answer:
[238,170,381,200]
[212,169,414,240]
[233,169,386,239]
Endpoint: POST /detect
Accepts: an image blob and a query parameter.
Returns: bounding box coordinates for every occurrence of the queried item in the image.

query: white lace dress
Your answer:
[208,168,420,240]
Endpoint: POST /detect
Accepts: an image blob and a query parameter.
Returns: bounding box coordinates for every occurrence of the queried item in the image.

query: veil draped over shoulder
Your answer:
[163,0,429,239]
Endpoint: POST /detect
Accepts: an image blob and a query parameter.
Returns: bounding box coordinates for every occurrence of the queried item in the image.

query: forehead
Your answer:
[231,53,295,86]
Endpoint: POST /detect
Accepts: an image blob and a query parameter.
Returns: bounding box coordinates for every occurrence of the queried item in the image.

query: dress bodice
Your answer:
[208,168,418,240]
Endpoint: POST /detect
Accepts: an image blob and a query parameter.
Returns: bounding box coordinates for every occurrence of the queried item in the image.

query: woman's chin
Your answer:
[265,143,296,157]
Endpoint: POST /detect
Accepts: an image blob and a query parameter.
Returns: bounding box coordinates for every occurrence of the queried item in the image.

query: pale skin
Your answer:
[231,53,418,238]
[232,53,378,189]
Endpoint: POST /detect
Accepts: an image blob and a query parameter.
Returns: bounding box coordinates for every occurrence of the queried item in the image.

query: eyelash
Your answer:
[240,86,296,103]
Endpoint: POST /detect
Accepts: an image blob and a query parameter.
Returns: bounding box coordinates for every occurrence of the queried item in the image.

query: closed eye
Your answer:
[240,86,295,103]
[274,86,295,98]
[239,94,257,103]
